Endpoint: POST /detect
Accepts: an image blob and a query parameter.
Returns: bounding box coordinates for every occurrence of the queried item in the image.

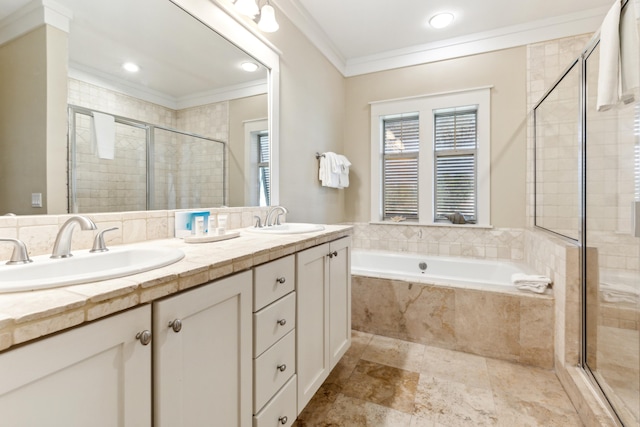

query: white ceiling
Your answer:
[274,0,615,76]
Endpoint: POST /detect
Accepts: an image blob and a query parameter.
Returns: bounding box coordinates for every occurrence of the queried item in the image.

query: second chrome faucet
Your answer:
[51,216,97,258]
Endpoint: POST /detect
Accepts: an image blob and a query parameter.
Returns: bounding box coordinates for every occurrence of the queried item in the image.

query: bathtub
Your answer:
[350,249,555,368]
[351,249,533,292]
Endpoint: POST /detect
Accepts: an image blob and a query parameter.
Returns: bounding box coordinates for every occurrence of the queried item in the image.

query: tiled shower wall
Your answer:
[68,78,228,212]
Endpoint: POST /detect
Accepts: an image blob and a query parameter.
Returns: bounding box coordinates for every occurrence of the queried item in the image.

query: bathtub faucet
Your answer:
[51,215,97,258]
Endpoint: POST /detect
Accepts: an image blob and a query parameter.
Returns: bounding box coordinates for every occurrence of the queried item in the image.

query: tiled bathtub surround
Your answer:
[0,206,270,261]
[350,223,525,261]
[352,274,554,369]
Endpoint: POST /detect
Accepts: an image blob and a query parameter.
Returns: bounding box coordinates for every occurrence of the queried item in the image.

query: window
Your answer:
[244,119,270,206]
[382,114,419,219]
[370,87,490,226]
[434,107,478,222]
[257,132,270,206]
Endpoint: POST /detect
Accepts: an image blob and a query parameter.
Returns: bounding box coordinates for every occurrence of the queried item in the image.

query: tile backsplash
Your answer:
[350,222,525,261]
[0,207,270,260]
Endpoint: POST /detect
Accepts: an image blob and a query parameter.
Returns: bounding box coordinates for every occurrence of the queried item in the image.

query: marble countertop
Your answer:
[0,225,352,352]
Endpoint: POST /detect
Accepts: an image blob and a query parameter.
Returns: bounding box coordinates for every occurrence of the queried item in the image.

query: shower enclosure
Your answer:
[534,16,640,426]
[68,105,226,213]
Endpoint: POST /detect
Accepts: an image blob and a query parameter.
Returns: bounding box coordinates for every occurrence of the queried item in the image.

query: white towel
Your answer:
[619,0,640,103]
[600,281,639,304]
[337,154,351,188]
[597,0,640,111]
[319,152,348,188]
[91,112,115,160]
[511,273,552,294]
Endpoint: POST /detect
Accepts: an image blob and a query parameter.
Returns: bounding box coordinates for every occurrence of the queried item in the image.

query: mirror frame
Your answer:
[170,0,280,206]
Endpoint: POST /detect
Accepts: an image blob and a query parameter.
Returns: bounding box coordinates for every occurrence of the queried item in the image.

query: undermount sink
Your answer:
[0,246,185,293]
[244,223,325,235]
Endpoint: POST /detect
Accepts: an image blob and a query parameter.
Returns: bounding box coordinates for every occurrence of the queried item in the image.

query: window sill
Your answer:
[369,220,494,230]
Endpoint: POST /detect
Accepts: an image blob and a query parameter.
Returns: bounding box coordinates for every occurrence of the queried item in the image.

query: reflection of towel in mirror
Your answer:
[319,152,351,188]
[91,112,116,159]
[511,273,552,294]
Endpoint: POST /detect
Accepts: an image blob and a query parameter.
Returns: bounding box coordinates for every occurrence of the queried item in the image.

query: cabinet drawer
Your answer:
[254,255,295,311]
[253,375,296,427]
[254,292,296,357]
[254,330,295,413]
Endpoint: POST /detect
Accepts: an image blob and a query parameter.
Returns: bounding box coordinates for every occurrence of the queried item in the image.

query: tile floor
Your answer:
[293,330,583,427]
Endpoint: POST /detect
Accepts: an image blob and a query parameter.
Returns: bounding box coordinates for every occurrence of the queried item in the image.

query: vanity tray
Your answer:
[184,231,240,244]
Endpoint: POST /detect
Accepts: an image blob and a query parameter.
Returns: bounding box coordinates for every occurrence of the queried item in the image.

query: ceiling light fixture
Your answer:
[257,1,279,33]
[233,0,279,32]
[122,62,140,73]
[241,62,259,72]
[429,12,454,29]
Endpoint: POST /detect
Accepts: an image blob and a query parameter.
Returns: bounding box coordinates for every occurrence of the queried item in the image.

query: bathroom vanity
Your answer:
[0,226,352,427]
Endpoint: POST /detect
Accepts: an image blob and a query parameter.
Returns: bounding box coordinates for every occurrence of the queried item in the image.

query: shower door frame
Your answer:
[532,24,634,425]
[67,105,227,213]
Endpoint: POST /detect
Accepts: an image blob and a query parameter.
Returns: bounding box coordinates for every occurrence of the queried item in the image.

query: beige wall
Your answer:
[262,14,346,224]
[0,25,66,215]
[343,48,528,228]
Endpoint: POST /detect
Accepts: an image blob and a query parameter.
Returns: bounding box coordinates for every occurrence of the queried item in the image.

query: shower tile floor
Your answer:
[293,330,583,427]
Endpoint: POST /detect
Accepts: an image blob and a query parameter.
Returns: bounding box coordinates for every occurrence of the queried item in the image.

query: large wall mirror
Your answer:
[0,0,279,215]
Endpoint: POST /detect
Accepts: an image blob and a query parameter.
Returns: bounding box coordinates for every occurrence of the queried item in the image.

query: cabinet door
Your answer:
[154,271,252,427]
[296,243,330,413]
[329,236,351,368]
[0,305,151,427]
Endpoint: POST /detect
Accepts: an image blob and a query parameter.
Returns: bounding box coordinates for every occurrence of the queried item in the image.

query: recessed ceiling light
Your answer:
[122,62,140,73]
[241,62,259,72]
[429,12,454,29]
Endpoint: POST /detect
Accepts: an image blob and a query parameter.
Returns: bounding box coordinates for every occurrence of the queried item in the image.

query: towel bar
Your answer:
[315,152,325,159]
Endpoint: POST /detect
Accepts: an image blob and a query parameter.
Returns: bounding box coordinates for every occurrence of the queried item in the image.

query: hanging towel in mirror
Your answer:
[91,112,116,159]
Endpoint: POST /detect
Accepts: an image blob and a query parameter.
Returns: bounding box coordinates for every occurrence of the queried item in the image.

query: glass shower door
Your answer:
[584,41,640,425]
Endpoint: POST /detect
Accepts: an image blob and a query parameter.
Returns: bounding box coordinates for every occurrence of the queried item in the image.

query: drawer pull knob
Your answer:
[279,416,288,425]
[276,276,286,284]
[277,364,287,372]
[168,319,182,333]
[328,251,338,258]
[136,330,152,346]
[277,318,287,326]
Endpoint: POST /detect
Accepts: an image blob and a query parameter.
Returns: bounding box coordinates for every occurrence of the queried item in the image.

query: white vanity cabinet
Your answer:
[252,254,297,427]
[296,236,351,413]
[0,305,152,427]
[153,271,252,427]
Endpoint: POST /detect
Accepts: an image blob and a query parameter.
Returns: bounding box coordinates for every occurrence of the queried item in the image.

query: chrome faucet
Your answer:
[0,238,33,265]
[265,206,288,227]
[51,216,97,258]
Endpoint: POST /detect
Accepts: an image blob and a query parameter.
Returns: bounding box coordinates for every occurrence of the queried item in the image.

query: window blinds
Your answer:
[382,115,419,219]
[434,108,477,221]
[258,133,270,206]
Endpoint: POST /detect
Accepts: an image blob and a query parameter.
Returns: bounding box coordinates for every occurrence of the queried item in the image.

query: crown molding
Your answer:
[0,0,71,46]
[271,0,346,75]
[273,2,609,77]
[69,63,267,111]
